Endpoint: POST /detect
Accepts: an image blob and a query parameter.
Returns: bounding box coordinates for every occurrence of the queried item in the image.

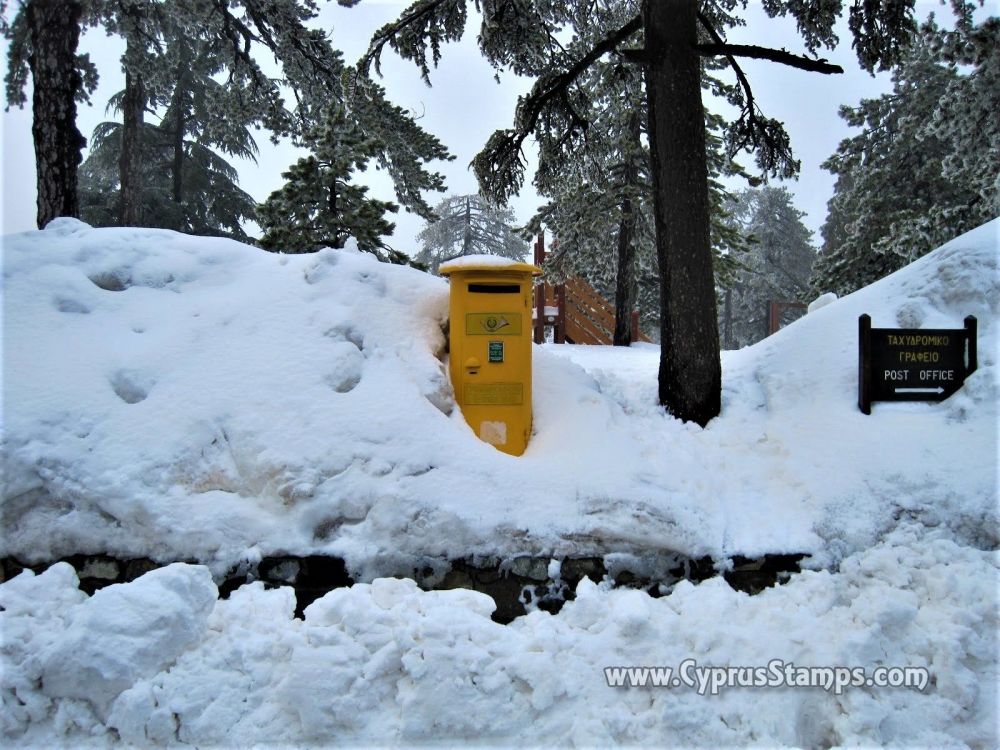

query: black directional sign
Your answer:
[859,315,977,414]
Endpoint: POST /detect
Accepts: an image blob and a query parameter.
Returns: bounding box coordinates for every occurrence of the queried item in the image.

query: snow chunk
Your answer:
[41,217,92,235]
[37,563,216,713]
[808,291,838,313]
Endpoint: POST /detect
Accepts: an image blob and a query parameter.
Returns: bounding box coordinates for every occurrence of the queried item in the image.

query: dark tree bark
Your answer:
[168,64,191,205]
[462,195,472,255]
[613,195,636,346]
[26,0,86,228]
[613,110,642,347]
[171,107,185,203]
[643,0,721,425]
[119,56,146,226]
[723,286,734,349]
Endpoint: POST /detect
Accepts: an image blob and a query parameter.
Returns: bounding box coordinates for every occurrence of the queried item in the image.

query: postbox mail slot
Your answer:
[468,283,521,294]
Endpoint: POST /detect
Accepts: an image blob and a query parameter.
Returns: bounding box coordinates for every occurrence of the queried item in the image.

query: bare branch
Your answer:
[695,43,843,74]
[697,11,799,178]
[520,15,641,131]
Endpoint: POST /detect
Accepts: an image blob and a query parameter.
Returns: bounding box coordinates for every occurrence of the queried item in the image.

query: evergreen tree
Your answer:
[4,0,452,231]
[3,0,97,227]
[522,14,653,347]
[79,33,261,239]
[258,106,398,256]
[812,15,999,296]
[720,186,815,349]
[352,0,923,426]
[520,2,750,347]
[78,119,258,240]
[415,194,526,273]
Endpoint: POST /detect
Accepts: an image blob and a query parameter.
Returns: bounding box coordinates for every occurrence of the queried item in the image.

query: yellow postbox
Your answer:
[439,259,542,456]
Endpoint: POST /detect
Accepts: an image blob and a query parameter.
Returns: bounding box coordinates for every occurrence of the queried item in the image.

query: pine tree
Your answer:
[78,119,258,240]
[520,2,750,347]
[4,0,452,231]
[258,106,398,256]
[720,186,816,349]
[522,15,653,347]
[414,194,527,273]
[351,0,923,425]
[811,15,999,296]
[79,33,261,239]
[3,0,97,227]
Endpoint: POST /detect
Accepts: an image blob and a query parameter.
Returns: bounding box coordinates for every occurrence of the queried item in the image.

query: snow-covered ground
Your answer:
[4,218,996,572]
[2,218,998,747]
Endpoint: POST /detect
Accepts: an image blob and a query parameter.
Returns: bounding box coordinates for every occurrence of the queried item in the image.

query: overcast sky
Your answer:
[0,1,972,251]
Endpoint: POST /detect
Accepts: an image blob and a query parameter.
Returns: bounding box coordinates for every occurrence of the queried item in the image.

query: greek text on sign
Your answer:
[466,312,522,336]
[488,341,504,363]
[858,315,977,414]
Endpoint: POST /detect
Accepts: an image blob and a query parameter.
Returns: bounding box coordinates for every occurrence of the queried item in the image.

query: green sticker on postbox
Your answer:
[488,341,504,363]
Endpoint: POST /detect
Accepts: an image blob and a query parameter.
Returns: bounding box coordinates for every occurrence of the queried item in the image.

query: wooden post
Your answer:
[767,300,780,337]
[533,232,546,344]
[555,283,566,344]
[965,315,978,375]
[858,314,872,415]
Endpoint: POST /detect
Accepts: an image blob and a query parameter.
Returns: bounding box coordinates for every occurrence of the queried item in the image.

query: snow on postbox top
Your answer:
[438,255,541,276]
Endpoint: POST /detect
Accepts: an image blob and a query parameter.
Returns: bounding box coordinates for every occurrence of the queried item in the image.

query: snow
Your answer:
[438,253,536,271]
[808,291,838,313]
[1,526,995,746]
[1,217,998,746]
[3,219,996,574]
[36,564,216,713]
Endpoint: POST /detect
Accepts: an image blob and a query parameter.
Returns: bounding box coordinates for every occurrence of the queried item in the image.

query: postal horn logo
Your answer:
[482,315,510,333]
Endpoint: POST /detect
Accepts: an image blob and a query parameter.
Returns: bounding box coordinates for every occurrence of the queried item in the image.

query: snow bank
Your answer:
[1,219,997,575]
[2,220,454,571]
[1,526,995,747]
[2,219,997,747]
[541,218,999,565]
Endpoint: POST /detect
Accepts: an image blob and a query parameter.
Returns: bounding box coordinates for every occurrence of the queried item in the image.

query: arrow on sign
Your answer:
[895,387,946,395]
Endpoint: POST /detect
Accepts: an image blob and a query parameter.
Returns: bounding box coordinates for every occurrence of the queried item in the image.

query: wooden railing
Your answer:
[532,232,651,345]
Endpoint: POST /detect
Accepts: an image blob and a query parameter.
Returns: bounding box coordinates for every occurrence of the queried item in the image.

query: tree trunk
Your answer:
[613,110,642,347]
[328,178,344,247]
[169,64,190,205]
[119,62,146,226]
[723,286,733,349]
[643,0,721,425]
[26,0,86,228]
[613,196,636,346]
[462,196,472,255]
[172,108,185,204]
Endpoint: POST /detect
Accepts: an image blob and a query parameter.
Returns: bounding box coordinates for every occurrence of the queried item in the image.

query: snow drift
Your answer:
[1,218,997,747]
[2,217,996,574]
